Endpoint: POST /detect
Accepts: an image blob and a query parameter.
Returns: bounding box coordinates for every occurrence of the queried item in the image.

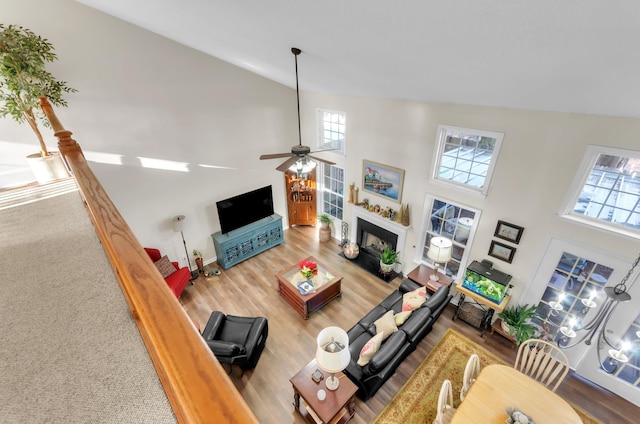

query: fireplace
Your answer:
[341,206,409,282]
[357,218,398,258]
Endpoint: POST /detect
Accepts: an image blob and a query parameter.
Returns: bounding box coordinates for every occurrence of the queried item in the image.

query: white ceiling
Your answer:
[78,0,640,118]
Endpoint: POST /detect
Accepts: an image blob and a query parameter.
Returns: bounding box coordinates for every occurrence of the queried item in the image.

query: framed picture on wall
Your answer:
[493,220,524,244]
[362,160,405,203]
[488,240,516,263]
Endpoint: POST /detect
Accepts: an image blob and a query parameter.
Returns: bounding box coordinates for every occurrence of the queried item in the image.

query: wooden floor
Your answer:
[181,226,639,424]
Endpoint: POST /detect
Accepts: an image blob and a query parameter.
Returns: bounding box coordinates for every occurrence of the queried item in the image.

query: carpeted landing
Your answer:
[373,329,601,424]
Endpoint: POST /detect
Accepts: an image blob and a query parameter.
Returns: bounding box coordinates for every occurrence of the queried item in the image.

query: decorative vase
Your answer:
[380,260,395,274]
[195,257,204,273]
[343,242,359,259]
[319,226,331,242]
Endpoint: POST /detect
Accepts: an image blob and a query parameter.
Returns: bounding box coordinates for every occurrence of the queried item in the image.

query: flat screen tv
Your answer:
[461,260,512,304]
[216,185,274,234]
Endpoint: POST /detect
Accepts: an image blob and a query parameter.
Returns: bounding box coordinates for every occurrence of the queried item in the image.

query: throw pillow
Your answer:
[402,286,427,311]
[394,310,412,326]
[374,310,398,341]
[357,332,384,366]
[154,255,176,278]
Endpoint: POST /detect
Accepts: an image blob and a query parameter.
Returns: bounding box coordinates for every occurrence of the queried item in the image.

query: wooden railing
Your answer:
[39,97,257,424]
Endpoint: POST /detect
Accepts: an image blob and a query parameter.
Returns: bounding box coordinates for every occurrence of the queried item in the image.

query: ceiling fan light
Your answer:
[290,157,316,175]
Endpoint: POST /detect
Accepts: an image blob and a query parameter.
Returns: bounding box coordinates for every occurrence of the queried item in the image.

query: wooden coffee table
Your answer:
[290,359,357,424]
[276,256,343,319]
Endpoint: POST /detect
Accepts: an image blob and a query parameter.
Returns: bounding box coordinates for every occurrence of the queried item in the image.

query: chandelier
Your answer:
[556,252,639,373]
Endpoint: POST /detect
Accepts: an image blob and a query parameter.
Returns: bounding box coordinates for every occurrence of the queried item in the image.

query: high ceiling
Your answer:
[78,0,640,118]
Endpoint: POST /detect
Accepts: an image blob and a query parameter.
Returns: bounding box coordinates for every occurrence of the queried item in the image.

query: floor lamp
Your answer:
[172,215,198,281]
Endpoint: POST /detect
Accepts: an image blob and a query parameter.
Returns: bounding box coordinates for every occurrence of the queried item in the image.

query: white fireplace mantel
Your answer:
[350,205,410,261]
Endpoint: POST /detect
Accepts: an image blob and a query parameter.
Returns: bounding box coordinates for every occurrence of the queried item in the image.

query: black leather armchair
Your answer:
[202,311,268,370]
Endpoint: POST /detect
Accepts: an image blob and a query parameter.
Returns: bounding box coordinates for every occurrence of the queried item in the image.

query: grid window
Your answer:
[317,109,345,155]
[432,125,504,195]
[532,252,613,341]
[322,165,344,220]
[564,146,640,236]
[421,197,479,278]
[611,311,640,386]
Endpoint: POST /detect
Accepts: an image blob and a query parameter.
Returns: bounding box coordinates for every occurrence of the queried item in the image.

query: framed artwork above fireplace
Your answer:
[362,160,405,203]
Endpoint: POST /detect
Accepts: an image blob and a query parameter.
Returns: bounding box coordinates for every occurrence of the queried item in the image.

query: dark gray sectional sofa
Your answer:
[343,278,452,400]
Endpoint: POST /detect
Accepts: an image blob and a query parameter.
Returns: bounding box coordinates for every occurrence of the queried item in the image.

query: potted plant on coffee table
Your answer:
[498,304,537,346]
[380,247,401,274]
[0,24,77,183]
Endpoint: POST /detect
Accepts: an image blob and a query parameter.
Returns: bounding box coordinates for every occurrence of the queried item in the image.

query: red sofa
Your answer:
[144,247,191,298]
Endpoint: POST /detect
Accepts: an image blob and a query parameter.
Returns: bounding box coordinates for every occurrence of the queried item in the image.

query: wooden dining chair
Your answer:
[460,353,480,401]
[433,379,456,424]
[514,339,570,392]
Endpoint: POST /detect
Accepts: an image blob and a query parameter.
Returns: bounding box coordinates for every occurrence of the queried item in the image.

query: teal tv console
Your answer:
[212,214,284,269]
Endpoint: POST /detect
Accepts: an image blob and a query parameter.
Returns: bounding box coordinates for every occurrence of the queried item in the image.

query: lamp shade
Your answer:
[427,236,452,263]
[290,157,316,174]
[316,326,350,374]
[172,215,186,232]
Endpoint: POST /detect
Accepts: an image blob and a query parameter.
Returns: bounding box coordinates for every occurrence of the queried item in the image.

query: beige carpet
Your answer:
[373,329,601,424]
[0,184,176,423]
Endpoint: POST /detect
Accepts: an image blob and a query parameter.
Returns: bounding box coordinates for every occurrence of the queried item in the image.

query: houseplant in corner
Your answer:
[192,249,204,273]
[498,303,537,346]
[380,247,401,274]
[0,24,77,183]
[317,213,332,242]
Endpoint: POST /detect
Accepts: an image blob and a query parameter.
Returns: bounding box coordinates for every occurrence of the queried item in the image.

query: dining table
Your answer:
[451,364,582,423]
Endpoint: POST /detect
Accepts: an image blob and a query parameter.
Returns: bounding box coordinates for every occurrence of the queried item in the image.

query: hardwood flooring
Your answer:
[180,226,639,424]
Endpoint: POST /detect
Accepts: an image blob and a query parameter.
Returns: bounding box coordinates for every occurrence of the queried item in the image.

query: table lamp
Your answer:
[427,236,452,281]
[316,326,350,391]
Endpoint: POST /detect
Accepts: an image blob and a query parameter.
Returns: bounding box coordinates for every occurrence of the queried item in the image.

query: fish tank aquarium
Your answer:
[462,260,512,304]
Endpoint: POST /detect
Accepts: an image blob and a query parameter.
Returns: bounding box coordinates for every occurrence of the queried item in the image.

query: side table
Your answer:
[406,264,453,295]
[290,359,357,424]
[490,318,517,348]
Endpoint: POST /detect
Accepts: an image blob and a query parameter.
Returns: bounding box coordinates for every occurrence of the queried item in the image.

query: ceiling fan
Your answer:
[260,47,336,172]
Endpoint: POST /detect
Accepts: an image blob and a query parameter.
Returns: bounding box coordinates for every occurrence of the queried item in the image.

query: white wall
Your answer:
[1,0,296,266]
[2,0,639,304]
[300,92,640,303]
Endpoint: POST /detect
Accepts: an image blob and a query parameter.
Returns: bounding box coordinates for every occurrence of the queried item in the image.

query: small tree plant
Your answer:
[0,24,77,157]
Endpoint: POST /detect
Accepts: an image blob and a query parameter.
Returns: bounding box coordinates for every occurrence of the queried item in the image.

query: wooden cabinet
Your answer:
[211,214,284,269]
[285,169,316,226]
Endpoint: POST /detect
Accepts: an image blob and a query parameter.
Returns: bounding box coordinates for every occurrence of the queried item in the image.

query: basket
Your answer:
[458,302,485,329]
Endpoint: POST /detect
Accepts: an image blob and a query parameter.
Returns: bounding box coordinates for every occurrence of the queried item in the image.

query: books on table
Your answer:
[297,280,316,295]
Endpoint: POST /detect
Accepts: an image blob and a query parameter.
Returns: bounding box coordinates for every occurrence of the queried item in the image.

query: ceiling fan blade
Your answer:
[260,153,293,160]
[308,154,336,166]
[276,156,300,172]
[309,148,338,154]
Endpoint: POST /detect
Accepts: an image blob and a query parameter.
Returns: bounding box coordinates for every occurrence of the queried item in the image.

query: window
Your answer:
[562,145,640,237]
[532,252,613,342]
[417,196,480,278]
[321,165,344,221]
[431,125,504,195]
[317,109,345,155]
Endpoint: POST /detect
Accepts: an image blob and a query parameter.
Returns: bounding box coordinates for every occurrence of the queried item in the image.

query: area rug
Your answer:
[373,329,601,424]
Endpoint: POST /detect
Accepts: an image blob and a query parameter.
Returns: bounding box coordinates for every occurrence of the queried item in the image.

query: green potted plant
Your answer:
[0,24,77,182]
[498,304,538,346]
[317,213,333,242]
[317,213,332,229]
[192,249,204,273]
[380,247,401,273]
